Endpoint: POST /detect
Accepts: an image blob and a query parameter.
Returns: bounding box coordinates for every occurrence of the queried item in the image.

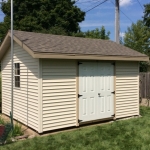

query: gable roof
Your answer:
[0,30,149,61]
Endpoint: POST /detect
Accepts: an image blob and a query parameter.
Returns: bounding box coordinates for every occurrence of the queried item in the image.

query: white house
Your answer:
[0,30,149,133]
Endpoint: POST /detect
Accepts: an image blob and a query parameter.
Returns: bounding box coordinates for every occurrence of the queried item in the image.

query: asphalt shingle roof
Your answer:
[13,30,147,57]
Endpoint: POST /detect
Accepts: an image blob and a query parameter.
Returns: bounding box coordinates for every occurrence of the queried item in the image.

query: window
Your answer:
[14,63,20,87]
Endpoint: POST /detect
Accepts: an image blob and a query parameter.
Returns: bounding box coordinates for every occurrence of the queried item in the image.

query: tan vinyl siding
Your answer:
[1,42,39,131]
[42,59,77,132]
[1,48,11,115]
[116,62,139,118]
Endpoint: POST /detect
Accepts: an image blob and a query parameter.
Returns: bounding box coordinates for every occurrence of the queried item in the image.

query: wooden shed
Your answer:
[0,30,149,133]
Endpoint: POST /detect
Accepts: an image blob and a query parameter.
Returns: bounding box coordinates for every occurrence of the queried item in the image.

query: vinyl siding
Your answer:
[1,42,39,131]
[42,59,77,132]
[115,62,139,118]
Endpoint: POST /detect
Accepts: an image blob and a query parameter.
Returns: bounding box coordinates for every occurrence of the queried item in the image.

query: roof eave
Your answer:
[0,32,11,61]
[33,53,149,62]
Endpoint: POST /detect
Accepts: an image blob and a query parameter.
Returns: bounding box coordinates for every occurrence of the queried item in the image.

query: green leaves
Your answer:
[85,26,110,40]
[143,3,150,28]
[0,0,85,44]
[124,20,150,72]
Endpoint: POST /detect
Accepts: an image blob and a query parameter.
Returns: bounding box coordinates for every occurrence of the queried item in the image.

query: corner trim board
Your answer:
[38,58,43,133]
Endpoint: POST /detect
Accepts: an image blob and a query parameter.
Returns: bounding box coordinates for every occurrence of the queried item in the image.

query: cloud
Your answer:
[120,0,132,7]
[120,32,125,38]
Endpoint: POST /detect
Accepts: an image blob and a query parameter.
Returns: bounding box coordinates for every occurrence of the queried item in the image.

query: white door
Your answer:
[79,62,114,122]
[79,62,98,122]
[97,62,114,119]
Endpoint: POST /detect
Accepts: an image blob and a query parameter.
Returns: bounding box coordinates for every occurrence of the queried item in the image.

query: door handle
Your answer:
[98,93,100,96]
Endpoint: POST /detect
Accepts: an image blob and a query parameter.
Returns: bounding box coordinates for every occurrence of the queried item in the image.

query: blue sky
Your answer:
[0,0,149,41]
[76,0,150,41]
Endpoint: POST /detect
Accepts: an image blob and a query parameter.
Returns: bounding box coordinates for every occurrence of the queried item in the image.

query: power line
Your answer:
[76,0,101,4]
[77,0,105,13]
[85,0,108,13]
[119,9,133,23]
[54,0,107,28]
[110,0,133,23]
[47,0,108,49]
[136,0,144,10]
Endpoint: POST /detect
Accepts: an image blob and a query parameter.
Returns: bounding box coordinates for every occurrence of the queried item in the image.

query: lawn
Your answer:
[1,106,150,150]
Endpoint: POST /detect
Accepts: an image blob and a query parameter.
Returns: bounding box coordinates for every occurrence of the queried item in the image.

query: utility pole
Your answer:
[115,0,120,44]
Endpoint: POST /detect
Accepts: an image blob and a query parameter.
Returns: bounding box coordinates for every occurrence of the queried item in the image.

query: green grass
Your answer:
[0,106,150,150]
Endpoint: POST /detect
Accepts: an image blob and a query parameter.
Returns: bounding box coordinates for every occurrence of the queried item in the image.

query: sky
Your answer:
[0,0,149,41]
[75,0,150,41]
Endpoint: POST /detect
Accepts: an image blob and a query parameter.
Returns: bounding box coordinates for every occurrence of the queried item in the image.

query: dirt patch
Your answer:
[140,98,150,107]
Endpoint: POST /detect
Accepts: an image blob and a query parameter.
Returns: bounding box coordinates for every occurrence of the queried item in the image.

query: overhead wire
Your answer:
[136,0,144,10]
[47,0,109,49]
[110,0,133,23]
[110,0,133,43]
[76,0,101,4]
[85,0,108,13]
[54,0,108,29]
[77,0,107,13]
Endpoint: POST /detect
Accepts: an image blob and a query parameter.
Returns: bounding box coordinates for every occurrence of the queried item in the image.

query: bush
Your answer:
[0,115,23,138]
[10,122,23,137]
[0,115,5,125]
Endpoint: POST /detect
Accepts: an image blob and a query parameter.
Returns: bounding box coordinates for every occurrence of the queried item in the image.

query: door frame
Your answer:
[76,60,116,125]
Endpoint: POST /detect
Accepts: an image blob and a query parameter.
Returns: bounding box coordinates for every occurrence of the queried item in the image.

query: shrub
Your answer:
[10,122,23,137]
[0,115,5,125]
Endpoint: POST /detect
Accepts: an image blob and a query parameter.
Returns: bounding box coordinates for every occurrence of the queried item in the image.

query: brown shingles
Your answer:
[13,30,147,57]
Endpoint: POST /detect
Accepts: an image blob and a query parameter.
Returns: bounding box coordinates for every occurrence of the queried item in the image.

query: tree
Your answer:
[124,20,150,72]
[73,26,110,40]
[0,0,85,43]
[143,3,150,28]
[84,26,110,39]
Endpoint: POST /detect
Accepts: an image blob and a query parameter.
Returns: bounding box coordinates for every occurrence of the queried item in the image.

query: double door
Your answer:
[79,62,114,122]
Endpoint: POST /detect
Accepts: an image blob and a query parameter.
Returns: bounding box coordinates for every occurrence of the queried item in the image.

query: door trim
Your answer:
[76,60,79,126]
[114,62,116,120]
[78,61,115,123]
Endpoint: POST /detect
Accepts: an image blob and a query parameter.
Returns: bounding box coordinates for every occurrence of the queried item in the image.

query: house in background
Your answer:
[0,30,149,133]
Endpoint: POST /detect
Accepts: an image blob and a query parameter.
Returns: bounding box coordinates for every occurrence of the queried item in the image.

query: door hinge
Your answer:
[111,91,115,94]
[78,119,83,123]
[78,94,83,98]
[111,62,115,66]
[78,62,82,65]
[111,114,115,117]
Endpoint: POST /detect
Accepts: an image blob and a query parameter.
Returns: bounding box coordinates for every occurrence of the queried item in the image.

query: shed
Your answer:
[0,30,149,133]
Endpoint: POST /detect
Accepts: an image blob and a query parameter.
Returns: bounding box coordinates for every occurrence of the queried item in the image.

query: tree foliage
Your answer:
[84,26,110,39]
[143,3,150,28]
[124,20,150,72]
[0,0,85,43]
[124,20,150,55]
[73,26,110,40]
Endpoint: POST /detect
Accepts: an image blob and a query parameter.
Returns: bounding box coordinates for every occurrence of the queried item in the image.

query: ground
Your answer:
[0,106,150,150]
